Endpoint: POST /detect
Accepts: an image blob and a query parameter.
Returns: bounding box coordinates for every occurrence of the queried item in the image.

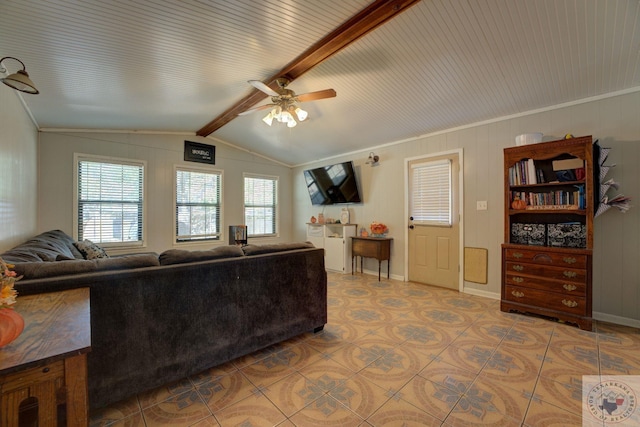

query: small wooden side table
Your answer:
[0,288,91,427]
[351,237,393,281]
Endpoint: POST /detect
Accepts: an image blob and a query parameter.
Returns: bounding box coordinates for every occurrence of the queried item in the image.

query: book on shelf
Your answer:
[509,158,584,185]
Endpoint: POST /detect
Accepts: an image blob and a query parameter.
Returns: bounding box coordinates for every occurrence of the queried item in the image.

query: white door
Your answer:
[407,152,461,290]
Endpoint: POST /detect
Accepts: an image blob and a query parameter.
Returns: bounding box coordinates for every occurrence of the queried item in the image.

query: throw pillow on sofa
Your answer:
[74,239,109,260]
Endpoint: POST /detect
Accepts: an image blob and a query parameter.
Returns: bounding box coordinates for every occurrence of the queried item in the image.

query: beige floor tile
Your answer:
[523,399,583,427]
[479,346,542,391]
[533,375,583,416]
[417,359,477,396]
[327,372,392,419]
[261,371,319,417]
[141,390,212,427]
[445,375,530,426]
[366,396,444,426]
[544,341,600,372]
[398,374,461,421]
[288,394,364,426]
[298,357,356,393]
[195,370,257,412]
[213,393,286,427]
[441,338,497,374]
[598,346,640,375]
[138,378,194,410]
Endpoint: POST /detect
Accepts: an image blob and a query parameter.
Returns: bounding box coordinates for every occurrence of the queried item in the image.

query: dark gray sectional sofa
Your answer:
[2,230,327,409]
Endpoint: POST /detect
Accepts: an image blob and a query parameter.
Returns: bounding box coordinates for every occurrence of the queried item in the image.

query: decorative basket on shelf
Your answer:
[370,222,388,237]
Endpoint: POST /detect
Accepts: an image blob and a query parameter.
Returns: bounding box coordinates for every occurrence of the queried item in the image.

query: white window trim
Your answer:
[174,164,224,246]
[73,153,147,249]
[243,172,279,238]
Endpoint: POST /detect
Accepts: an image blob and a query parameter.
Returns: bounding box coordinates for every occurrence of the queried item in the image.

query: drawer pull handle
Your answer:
[511,290,525,298]
[533,254,553,263]
[512,252,523,259]
[562,299,578,308]
[563,284,577,291]
[563,257,577,264]
[563,271,577,278]
[512,277,524,283]
[512,265,524,271]
[42,367,50,373]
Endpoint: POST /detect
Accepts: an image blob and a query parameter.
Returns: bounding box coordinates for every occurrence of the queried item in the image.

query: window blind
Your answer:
[77,159,144,244]
[244,175,278,236]
[176,168,222,241]
[410,159,452,226]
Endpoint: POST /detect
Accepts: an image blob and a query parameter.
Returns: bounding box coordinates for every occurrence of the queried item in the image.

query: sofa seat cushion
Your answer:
[0,230,83,262]
[93,253,159,271]
[242,241,315,256]
[12,260,97,279]
[159,246,244,265]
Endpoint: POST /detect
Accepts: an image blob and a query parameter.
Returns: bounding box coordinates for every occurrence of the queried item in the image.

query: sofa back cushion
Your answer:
[0,230,83,263]
[242,241,315,256]
[159,246,244,265]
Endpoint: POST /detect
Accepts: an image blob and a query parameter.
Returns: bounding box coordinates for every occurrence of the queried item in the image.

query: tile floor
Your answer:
[89,272,640,426]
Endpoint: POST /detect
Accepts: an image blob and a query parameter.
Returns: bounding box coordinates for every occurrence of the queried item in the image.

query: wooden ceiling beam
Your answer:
[196,0,421,137]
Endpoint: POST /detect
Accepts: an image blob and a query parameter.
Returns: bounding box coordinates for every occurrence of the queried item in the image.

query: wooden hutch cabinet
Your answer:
[501,136,594,330]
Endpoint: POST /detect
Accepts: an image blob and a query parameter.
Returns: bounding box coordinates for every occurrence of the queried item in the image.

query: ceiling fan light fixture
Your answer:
[262,111,274,126]
[287,117,297,128]
[0,57,39,94]
[294,107,308,121]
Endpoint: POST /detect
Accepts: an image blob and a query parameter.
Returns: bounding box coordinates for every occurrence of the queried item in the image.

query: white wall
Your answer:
[37,132,293,254]
[0,88,38,249]
[293,90,640,326]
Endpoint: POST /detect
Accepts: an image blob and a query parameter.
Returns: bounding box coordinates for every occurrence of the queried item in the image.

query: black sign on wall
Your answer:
[184,141,215,165]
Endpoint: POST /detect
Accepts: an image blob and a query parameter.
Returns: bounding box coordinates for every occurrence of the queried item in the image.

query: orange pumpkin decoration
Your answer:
[0,309,24,347]
[511,198,527,210]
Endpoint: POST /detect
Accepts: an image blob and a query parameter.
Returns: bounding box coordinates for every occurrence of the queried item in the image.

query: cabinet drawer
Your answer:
[505,273,586,295]
[505,285,587,315]
[505,262,586,282]
[0,360,64,393]
[504,248,587,269]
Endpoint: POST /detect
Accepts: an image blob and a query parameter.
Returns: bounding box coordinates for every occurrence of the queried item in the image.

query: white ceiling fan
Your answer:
[239,78,336,127]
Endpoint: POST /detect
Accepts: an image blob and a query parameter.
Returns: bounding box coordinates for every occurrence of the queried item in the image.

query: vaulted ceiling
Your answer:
[1,0,638,166]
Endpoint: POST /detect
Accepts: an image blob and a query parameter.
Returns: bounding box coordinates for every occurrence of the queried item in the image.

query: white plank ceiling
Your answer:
[1,0,638,166]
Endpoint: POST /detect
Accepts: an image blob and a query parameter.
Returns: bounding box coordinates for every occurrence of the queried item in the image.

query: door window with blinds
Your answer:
[244,174,278,237]
[410,159,452,226]
[75,155,145,246]
[175,167,222,242]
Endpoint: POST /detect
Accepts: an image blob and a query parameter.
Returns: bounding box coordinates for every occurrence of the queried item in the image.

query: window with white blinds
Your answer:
[244,174,278,237]
[76,155,145,245]
[176,167,222,242]
[410,159,452,226]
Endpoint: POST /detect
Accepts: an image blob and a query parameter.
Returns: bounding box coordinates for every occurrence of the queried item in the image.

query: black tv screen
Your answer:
[303,161,362,205]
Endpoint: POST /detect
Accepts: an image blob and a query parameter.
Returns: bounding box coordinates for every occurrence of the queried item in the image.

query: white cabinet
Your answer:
[306,223,357,273]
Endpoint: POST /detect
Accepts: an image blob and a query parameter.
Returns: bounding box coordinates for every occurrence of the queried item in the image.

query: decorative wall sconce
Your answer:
[365,152,379,166]
[0,57,39,94]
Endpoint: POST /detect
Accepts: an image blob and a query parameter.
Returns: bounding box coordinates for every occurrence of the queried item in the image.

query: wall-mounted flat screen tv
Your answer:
[303,161,362,205]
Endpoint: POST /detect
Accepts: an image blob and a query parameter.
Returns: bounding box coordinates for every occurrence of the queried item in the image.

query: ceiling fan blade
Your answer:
[296,89,337,102]
[238,103,277,116]
[248,80,280,97]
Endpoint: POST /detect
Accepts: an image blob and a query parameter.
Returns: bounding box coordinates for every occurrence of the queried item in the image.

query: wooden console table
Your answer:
[351,236,393,281]
[0,288,91,427]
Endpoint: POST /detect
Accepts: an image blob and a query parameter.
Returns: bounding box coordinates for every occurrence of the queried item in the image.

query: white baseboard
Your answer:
[463,287,500,300]
[593,312,640,328]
